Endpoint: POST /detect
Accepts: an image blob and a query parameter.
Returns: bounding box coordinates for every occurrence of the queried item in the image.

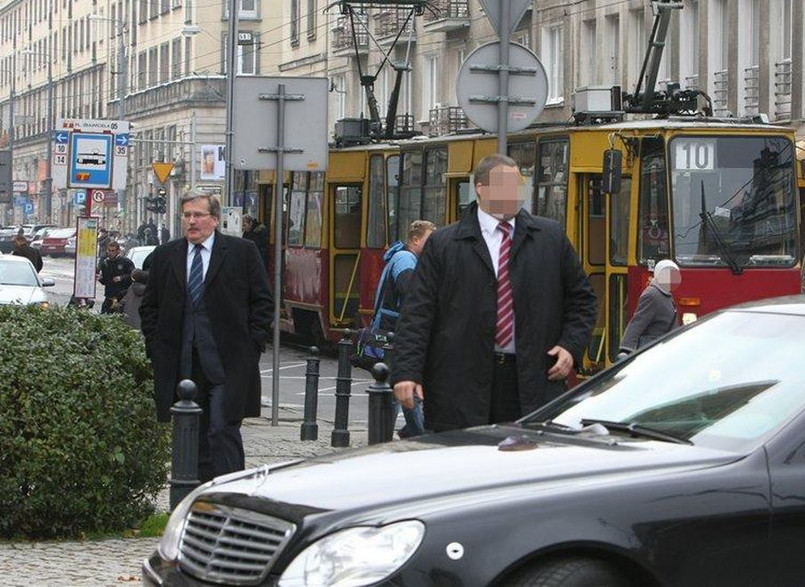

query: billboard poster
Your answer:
[74,216,99,299]
[200,145,226,180]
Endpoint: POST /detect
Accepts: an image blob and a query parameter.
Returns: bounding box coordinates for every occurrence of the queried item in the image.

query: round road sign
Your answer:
[91,189,106,203]
[456,42,549,133]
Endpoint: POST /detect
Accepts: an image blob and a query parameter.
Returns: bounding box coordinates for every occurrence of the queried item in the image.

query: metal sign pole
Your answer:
[497,0,511,154]
[271,84,286,427]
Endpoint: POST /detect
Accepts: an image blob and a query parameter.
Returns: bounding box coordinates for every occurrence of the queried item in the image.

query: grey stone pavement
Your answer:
[0,405,369,586]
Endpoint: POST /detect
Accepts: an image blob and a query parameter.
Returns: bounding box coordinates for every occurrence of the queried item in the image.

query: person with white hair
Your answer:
[618,259,681,356]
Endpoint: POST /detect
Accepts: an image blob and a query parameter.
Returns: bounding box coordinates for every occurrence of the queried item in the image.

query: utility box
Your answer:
[220,206,242,236]
[572,86,619,114]
[334,118,371,147]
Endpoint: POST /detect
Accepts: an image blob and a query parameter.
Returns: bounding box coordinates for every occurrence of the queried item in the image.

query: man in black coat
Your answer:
[242,215,269,269]
[98,241,135,314]
[392,154,597,432]
[11,235,43,272]
[140,193,273,481]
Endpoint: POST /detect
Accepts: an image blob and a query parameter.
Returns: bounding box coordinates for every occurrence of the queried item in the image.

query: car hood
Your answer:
[205,425,742,513]
[0,285,45,305]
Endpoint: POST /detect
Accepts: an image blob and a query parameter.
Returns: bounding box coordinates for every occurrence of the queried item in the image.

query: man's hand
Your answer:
[393,381,424,410]
[547,345,573,380]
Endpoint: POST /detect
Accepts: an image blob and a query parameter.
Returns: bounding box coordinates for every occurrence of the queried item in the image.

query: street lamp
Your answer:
[22,47,54,223]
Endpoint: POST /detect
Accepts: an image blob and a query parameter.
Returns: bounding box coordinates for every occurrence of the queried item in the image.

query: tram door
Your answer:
[330,183,363,331]
[579,174,607,371]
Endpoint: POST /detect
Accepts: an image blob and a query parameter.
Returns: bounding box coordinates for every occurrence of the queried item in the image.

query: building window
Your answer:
[579,18,596,86]
[149,46,158,86]
[160,42,169,83]
[629,10,645,88]
[307,0,316,40]
[161,0,169,16]
[542,24,564,103]
[138,0,147,23]
[224,32,259,75]
[605,14,619,85]
[333,74,346,120]
[225,0,257,20]
[138,51,146,90]
[681,0,699,87]
[172,37,181,79]
[290,0,300,46]
[184,36,191,75]
[422,54,437,119]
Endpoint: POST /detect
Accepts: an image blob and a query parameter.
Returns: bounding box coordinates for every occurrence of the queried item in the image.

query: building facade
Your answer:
[0,0,803,232]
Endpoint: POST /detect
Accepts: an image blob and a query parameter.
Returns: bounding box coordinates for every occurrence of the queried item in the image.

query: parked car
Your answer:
[0,226,19,254]
[145,295,805,587]
[41,228,77,257]
[124,245,156,270]
[0,256,55,306]
[30,227,56,250]
[64,235,77,257]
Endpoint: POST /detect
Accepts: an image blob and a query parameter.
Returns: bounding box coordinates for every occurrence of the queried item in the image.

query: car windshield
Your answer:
[0,261,38,286]
[670,135,798,268]
[525,309,805,452]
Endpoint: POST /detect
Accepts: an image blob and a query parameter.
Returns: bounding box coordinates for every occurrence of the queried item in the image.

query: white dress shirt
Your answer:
[186,233,215,282]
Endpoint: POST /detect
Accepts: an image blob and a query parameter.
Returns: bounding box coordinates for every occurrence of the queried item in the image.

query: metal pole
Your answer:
[44,2,53,223]
[118,22,129,231]
[271,84,286,426]
[224,0,238,206]
[497,0,512,154]
[300,346,320,441]
[331,331,354,447]
[190,112,197,193]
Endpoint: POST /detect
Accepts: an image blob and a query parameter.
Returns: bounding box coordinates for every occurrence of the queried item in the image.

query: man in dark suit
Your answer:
[140,193,272,482]
[392,153,597,432]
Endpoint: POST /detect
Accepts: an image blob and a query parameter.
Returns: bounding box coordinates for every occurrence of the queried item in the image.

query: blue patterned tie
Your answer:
[187,244,204,305]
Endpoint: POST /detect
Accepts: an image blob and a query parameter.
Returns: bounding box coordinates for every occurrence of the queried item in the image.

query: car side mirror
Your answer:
[602,149,623,194]
[41,278,56,287]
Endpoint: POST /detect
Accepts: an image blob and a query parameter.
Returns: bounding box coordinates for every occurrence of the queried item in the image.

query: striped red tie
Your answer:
[496,222,514,348]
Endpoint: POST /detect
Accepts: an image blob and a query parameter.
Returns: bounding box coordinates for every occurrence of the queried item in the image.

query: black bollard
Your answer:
[300,346,320,441]
[367,362,395,445]
[382,332,396,434]
[331,330,354,447]
[169,379,203,510]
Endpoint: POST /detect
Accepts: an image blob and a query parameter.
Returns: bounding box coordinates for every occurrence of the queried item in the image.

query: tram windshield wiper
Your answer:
[698,180,743,276]
[579,418,693,445]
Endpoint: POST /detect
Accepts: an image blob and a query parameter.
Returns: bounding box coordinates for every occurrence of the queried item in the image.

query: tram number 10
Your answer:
[674,139,716,171]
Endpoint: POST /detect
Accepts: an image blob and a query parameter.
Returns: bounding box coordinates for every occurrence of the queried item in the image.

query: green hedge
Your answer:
[0,305,169,539]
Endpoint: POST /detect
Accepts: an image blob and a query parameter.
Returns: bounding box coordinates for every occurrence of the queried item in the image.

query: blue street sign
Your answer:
[15,196,27,206]
[54,131,69,144]
[115,134,130,147]
[24,202,34,214]
[69,132,113,189]
[74,190,86,204]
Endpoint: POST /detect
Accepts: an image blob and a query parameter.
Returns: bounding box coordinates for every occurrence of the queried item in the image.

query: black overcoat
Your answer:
[140,231,273,423]
[391,203,597,431]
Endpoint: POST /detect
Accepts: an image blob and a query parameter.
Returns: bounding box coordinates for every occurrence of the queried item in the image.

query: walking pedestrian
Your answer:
[618,259,681,356]
[391,153,597,432]
[121,269,148,329]
[367,219,435,438]
[97,241,135,314]
[11,234,43,272]
[160,223,170,244]
[140,193,273,482]
[242,215,268,269]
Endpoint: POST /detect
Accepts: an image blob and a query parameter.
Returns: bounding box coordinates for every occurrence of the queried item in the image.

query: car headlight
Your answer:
[278,521,425,587]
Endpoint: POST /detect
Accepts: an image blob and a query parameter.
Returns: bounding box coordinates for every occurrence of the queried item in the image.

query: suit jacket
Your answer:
[140,231,273,422]
[619,282,678,352]
[391,202,597,432]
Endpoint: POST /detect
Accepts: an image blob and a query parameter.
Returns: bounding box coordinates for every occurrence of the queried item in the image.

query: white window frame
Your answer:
[542,23,564,104]
[421,54,437,119]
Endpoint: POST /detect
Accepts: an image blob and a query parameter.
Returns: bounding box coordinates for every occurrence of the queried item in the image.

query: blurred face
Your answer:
[475,164,527,220]
[182,198,219,244]
[107,244,120,257]
[409,229,434,257]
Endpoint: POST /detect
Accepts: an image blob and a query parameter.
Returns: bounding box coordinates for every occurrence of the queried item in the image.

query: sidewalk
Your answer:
[0,405,368,587]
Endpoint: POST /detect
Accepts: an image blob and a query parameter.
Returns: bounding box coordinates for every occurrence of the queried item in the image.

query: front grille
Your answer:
[178,501,296,585]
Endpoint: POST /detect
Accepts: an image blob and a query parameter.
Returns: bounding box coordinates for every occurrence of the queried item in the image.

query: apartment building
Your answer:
[1,0,803,230]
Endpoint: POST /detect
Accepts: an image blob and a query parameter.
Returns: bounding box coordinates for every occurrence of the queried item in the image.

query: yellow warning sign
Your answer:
[152,162,174,184]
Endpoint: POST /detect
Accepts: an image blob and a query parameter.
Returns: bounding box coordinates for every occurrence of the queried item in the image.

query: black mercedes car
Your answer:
[144,296,805,586]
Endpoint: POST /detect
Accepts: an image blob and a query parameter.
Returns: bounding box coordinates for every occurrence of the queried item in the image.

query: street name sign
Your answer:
[53,119,130,191]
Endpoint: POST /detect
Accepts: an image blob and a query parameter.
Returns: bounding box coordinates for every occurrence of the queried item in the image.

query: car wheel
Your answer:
[507,557,631,587]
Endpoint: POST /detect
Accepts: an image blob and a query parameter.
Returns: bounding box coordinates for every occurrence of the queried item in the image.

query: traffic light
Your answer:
[146,194,167,214]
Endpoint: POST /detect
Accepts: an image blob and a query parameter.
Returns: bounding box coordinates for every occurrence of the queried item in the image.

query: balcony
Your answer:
[712,69,728,116]
[332,15,369,56]
[119,76,226,118]
[375,9,416,44]
[743,65,759,116]
[428,105,469,137]
[774,59,791,121]
[423,0,469,33]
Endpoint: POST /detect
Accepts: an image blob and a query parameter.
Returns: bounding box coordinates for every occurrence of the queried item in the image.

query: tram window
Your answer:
[399,150,423,237]
[367,154,387,249]
[423,147,447,226]
[637,137,670,264]
[387,155,400,243]
[334,185,362,249]
[536,139,569,229]
[608,274,628,363]
[587,177,605,266]
[609,176,632,266]
[508,141,536,209]
[457,180,473,216]
[288,173,307,247]
[304,172,324,248]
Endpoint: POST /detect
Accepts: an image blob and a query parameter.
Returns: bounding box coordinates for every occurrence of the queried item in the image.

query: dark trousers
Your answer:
[489,354,521,424]
[192,351,245,483]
